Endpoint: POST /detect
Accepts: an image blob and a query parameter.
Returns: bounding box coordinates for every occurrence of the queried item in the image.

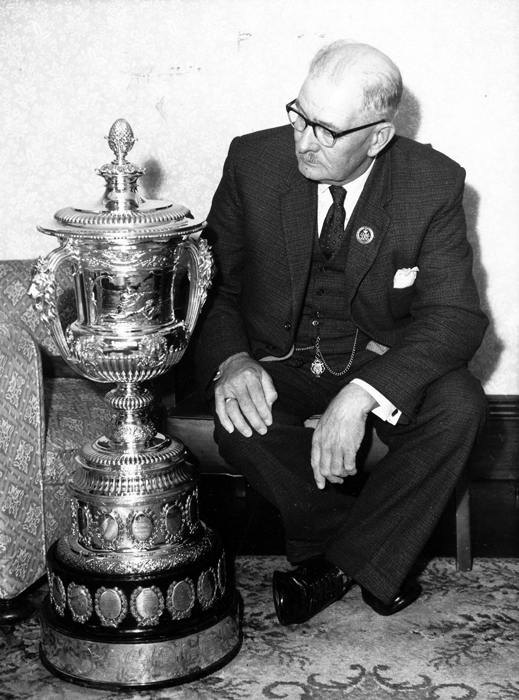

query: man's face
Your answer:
[294,74,379,185]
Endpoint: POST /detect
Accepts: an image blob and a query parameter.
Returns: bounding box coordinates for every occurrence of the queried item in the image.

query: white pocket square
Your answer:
[393,267,419,289]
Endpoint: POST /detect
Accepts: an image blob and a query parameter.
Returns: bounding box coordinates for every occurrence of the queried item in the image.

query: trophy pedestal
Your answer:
[39,434,242,689]
[40,542,241,689]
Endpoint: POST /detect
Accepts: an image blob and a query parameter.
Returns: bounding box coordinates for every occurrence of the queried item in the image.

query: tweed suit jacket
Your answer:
[196,125,488,421]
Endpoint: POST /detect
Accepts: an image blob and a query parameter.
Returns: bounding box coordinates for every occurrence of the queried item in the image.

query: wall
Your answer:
[1,0,518,394]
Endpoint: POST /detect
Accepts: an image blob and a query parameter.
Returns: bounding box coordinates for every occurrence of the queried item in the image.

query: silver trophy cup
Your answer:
[29,119,241,688]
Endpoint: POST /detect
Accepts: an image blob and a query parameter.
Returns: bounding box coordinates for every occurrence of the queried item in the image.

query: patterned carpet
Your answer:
[1,556,518,700]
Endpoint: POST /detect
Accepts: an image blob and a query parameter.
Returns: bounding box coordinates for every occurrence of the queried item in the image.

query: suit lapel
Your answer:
[279,160,317,321]
[344,149,393,305]
[276,138,394,318]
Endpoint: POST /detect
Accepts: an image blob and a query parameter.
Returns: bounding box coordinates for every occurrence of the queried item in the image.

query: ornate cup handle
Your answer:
[179,237,214,339]
[29,241,87,377]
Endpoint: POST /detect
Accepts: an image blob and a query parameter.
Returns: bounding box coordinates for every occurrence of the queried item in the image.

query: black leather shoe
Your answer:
[361,580,422,616]
[273,557,352,626]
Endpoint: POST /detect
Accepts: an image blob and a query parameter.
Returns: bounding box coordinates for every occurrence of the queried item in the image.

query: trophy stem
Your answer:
[105,382,157,451]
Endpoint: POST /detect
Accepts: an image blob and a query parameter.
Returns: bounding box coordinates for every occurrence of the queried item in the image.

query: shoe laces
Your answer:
[308,567,349,600]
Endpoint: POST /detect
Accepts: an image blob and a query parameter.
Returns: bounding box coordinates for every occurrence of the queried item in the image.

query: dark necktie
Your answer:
[319,185,346,259]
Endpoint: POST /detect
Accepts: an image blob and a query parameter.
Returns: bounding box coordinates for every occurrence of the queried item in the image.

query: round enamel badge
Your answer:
[356,226,374,244]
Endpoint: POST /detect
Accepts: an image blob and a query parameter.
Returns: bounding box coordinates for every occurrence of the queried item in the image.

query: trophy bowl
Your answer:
[29,119,241,689]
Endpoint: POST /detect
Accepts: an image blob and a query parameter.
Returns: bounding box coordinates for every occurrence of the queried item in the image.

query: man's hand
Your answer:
[214,352,278,437]
[311,383,378,489]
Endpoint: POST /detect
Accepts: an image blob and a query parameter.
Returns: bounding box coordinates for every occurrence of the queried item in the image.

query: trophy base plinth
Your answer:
[39,596,241,689]
[39,532,242,688]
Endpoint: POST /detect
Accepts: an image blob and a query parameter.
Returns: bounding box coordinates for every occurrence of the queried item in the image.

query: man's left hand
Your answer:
[311,383,378,489]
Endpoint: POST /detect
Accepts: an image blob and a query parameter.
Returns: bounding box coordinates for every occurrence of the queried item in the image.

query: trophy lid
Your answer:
[38,119,205,241]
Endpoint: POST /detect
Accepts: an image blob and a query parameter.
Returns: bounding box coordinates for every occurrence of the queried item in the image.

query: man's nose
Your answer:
[296,125,320,151]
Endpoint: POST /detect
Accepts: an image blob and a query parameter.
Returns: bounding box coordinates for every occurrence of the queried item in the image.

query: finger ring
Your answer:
[224,397,235,404]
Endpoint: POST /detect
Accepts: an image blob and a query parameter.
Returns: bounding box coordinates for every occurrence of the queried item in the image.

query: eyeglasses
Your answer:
[286,99,385,148]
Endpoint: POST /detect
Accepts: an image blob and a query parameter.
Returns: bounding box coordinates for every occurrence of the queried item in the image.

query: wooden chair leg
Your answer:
[232,475,248,499]
[0,594,34,625]
[455,464,472,571]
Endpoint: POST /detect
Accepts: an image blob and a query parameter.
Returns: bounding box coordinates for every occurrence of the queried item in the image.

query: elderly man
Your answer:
[195,41,488,625]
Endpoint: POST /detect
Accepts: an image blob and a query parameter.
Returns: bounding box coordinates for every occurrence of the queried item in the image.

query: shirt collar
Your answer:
[317,159,376,198]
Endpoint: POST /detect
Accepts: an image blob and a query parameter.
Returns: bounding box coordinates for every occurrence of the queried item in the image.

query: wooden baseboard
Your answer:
[469,395,519,480]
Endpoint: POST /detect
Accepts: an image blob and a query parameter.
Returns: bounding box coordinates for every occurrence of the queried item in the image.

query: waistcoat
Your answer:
[294,227,369,372]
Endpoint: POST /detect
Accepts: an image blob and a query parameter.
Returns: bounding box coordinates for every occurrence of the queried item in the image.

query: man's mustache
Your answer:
[297,150,320,164]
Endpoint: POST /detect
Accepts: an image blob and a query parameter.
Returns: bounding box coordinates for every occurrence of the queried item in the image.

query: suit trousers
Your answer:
[212,350,487,605]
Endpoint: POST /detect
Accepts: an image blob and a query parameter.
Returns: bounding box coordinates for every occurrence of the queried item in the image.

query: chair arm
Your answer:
[0,322,46,598]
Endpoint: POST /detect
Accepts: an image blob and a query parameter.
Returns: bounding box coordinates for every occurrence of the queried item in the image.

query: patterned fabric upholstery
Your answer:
[0,260,112,599]
[0,323,45,599]
[42,378,111,549]
[0,259,76,359]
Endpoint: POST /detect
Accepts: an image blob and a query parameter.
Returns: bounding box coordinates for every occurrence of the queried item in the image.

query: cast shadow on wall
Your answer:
[395,88,500,386]
[394,87,421,139]
[140,158,168,200]
[463,185,502,386]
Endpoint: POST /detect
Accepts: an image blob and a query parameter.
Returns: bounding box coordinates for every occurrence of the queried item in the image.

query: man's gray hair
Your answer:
[309,40,403,121]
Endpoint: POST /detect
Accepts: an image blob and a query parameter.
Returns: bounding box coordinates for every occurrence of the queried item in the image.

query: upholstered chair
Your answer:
[0,261,110,623]
[0,322,45,622]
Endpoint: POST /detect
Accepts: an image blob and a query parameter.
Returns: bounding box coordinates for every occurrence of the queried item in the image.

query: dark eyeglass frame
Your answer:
[286,99,386,147]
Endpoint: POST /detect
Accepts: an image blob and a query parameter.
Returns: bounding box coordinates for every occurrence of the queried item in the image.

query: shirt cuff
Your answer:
[350,378,401,425]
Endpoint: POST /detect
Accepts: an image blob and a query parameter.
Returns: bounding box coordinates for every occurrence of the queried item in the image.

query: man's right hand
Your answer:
[214,352,278,437]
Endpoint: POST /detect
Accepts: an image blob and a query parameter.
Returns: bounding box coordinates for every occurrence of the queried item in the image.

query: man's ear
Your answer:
[367,123,395,157]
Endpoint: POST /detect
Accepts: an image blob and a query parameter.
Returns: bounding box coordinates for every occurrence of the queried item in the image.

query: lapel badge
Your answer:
[356,226,374,245]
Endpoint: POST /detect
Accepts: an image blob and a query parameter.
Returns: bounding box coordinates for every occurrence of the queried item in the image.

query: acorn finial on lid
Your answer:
[107,118,136,163]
